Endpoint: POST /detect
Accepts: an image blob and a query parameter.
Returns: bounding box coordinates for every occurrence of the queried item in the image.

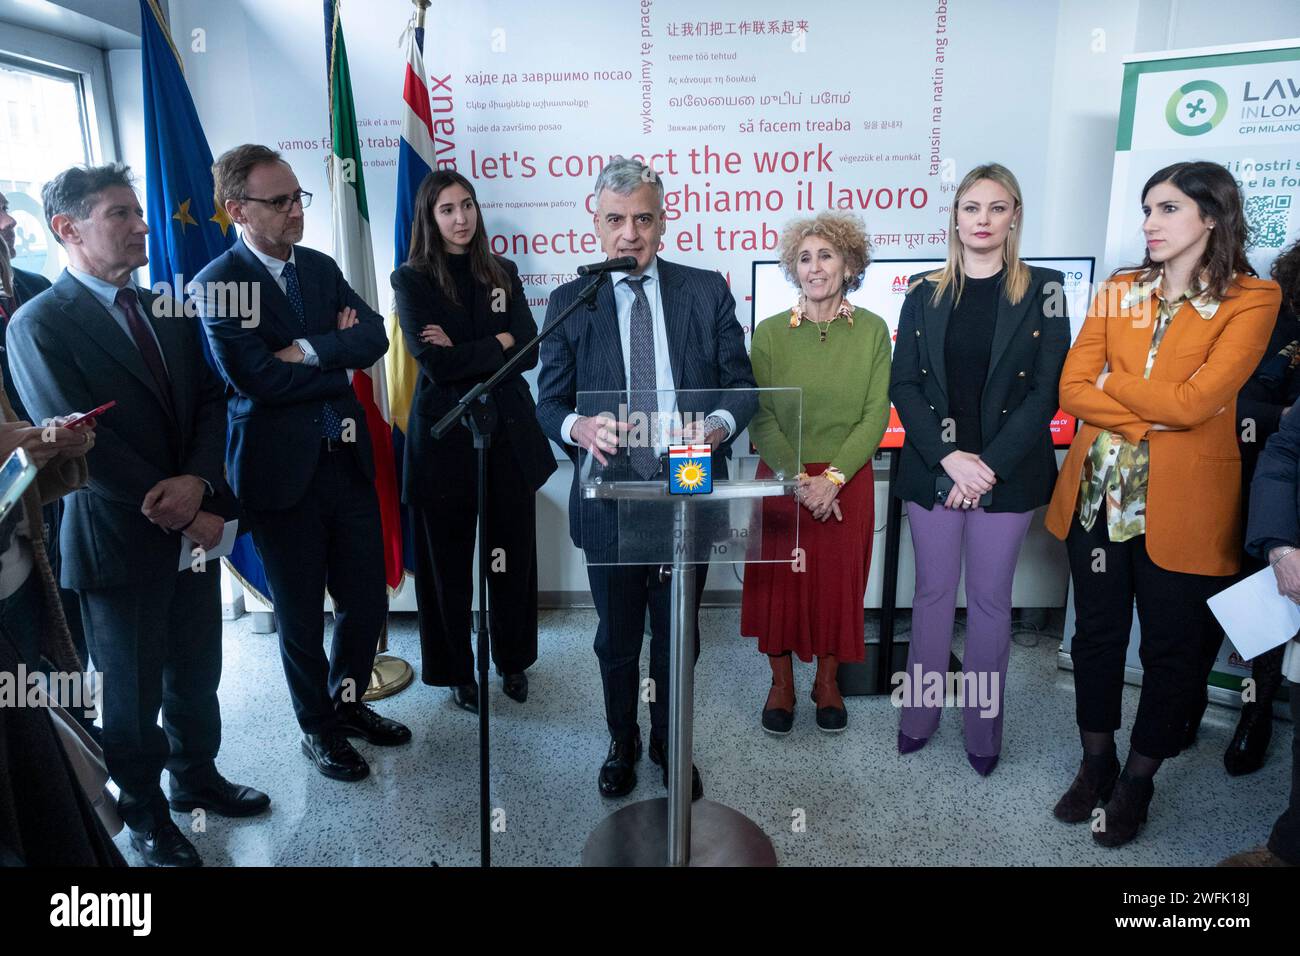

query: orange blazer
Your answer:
[1045,272,1281,576]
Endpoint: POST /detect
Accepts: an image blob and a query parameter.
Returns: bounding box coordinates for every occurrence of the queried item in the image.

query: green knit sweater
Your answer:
[748,305,892,482]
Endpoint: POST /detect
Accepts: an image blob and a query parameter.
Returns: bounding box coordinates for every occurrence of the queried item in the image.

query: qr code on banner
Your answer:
[1245,194,1292,249]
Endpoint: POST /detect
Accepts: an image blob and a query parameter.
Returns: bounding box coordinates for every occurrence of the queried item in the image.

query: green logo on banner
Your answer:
[1165,80,1228,135]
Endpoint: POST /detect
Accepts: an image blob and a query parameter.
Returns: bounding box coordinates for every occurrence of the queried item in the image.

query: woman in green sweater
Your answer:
[741,212,892,734]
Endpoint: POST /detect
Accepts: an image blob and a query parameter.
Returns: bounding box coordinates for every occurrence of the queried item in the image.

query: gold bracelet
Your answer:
[821,466,846,487]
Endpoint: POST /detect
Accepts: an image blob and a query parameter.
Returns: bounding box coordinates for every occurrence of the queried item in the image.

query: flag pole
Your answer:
[319,0,413,702]
[366,1,430,706]
[364,0,432,703]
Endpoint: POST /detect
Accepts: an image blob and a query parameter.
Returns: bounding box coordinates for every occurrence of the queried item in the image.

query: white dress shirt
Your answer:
[561,260,735,450]
[239,235,318,365]
[239,234,357,383]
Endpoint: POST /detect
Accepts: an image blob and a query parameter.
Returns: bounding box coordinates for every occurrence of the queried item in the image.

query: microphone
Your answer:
[576,256,638,276]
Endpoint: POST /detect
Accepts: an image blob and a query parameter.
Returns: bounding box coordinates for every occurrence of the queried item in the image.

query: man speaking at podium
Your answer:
[537,157,755,800]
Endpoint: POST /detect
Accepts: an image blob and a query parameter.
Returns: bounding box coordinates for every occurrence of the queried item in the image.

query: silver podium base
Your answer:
[582,798,777,867]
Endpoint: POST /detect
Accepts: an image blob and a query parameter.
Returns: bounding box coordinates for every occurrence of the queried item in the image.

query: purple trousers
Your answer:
[898,502,1034,757]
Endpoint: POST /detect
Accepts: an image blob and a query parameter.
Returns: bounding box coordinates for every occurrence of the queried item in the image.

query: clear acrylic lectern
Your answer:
[575,387,802,867]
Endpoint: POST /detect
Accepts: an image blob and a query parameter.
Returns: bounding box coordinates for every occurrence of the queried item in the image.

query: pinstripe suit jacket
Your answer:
[537,257,756,556]
[8,272,237,589]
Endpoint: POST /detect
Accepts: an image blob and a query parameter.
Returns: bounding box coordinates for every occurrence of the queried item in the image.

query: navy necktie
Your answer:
[115,289,174,416]
[282,261,343,440]
[625,276,660,480]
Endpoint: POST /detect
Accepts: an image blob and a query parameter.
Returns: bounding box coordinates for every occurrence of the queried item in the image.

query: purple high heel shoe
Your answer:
[967,751,999,776]
[898,729,929,754]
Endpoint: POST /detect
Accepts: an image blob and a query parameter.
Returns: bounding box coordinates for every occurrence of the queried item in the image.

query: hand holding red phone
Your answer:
[63,400,116,430]
[0,421,43,463]
[0,420,83,466]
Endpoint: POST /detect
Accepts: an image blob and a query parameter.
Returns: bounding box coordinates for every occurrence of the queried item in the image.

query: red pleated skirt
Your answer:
[740,461,873,663]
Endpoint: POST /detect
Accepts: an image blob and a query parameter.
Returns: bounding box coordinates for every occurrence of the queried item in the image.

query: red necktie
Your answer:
[115,288,174,414]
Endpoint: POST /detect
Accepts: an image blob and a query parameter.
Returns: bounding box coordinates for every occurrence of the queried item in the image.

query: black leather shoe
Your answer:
[1224,701,1274,776]
[814,698,849,733]
[451,683,479,713]
[648,736,704,801]
[301,731,369,782]
[169,775,271,817]
[761,705,794,735]
[338,702,412,746]
[501,671,528,703]
[598,731,641,798]
[129,820,202,867]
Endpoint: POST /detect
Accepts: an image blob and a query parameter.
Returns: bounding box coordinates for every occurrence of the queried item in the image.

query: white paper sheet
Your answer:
[178,519,239,571]
[1207,567,1300,661]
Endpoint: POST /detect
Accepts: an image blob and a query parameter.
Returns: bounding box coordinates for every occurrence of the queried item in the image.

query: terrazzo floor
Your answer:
[112,607,1293,867]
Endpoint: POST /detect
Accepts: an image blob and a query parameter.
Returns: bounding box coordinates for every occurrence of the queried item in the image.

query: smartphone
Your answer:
[0,448,38,525]
[64,400,116,430]
[935,475,992,508]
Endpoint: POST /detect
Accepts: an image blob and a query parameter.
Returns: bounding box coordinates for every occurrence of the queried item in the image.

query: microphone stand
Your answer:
[432,270,611,868]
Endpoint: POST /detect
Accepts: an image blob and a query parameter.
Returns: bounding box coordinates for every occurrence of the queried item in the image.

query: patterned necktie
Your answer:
[115,289,174,416]
[625,276,660,479]
[282,261,343,439]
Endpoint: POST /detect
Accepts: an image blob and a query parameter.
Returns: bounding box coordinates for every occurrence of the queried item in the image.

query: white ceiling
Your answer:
[0,0,141,50]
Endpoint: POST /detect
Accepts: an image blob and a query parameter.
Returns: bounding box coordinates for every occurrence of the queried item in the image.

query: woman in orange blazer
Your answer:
[1045,161,1281,848]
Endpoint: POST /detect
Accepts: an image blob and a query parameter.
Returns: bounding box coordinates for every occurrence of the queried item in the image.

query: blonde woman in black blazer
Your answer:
[890,163,1070,776]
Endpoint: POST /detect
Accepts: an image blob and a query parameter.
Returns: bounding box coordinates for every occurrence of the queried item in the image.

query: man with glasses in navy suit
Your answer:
[197,145,410,785]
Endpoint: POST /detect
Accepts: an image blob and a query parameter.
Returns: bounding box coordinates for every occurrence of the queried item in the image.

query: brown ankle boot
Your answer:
[812,656,847,733]
[1053,750,1120,823]
[762,654,795,735]
[1093,769,1155,848]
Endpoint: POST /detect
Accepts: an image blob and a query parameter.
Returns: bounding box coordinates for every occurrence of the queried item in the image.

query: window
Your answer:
[0,57,95,278]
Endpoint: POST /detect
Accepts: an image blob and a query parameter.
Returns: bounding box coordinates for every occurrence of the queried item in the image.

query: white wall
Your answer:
[1136,0,1300,50]
[534,0,1300,606]
[1040,1,1143,263]
[8,0,1299,608]
[105,49,144,189]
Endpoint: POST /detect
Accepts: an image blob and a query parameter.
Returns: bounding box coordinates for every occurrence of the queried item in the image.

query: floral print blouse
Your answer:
[1076,276,1224,541]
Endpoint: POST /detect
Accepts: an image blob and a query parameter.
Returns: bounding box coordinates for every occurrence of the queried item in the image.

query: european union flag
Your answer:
[140,0,235,310]
[669,445,713,495]
[139,0,269,602]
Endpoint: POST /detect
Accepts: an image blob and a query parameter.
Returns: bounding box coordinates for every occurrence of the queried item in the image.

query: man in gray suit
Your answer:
[537,157,755,799]
[7,164,268,867]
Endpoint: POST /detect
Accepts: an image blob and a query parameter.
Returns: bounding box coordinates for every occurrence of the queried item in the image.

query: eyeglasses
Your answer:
[241,190,312,213]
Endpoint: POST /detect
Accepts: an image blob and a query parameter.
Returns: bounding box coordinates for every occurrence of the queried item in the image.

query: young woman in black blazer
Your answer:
[391,171,556,712]
[890,163,1070,775]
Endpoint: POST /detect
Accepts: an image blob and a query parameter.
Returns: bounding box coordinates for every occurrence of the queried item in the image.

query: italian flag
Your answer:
[325,0,404,593]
